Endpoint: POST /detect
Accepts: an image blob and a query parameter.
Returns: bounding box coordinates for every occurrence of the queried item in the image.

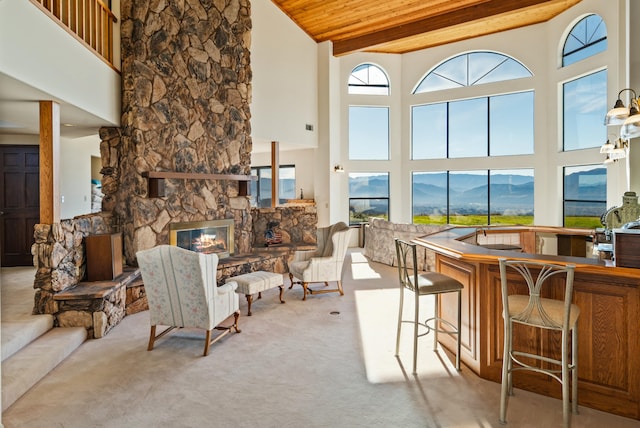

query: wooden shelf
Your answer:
[142,171,255,198]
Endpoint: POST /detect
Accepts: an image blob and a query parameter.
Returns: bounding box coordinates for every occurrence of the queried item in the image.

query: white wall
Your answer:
[251,147,316,201]
[0,1,121,127]
[250,0,318,152]
[253,0,632,228]
[328,0,628,226]
[59,136,101,219]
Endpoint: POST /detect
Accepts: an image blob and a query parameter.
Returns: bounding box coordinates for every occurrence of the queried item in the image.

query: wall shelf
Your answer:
[142,171,255,198]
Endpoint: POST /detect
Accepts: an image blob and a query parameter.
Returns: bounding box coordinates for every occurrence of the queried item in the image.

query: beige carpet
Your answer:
[2,250,639,428]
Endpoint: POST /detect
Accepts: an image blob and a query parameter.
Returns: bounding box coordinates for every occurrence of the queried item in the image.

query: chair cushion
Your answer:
[413,272,464,294]
[508,294,580,329]
[226,271,283,295]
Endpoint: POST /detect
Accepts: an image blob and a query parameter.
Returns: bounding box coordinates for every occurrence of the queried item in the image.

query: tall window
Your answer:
[348,63,389,95]
[562,14,607,67]
[563,70,608,151]
[563,165,606,228]
[414,51,531,94]
[250,165,296,208]
[412,169,534,225]
[348,172,389,225]
[412,91,534,159]
[349,106,389,160]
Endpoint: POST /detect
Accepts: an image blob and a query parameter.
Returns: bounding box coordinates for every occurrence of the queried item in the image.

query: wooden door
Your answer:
[0,145,40,266]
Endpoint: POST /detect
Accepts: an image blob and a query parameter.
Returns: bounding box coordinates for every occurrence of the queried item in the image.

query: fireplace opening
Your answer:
[169,219,234,258]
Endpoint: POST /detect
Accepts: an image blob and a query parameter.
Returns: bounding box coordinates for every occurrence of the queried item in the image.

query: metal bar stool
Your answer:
[498,258,580,428]
[394,238,463,374]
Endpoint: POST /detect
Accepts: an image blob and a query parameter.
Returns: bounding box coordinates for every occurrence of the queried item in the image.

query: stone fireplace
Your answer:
[30,0,318,336]
[99,0,254,265]
[170,219,234,258]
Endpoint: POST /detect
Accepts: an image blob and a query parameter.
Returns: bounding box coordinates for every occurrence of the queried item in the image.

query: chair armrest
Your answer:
[218,281,238,295]
[307,256,333,266]
[293,250,319,262]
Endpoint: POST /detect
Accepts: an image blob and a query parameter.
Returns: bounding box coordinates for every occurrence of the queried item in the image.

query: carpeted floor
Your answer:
[2,250,639,427]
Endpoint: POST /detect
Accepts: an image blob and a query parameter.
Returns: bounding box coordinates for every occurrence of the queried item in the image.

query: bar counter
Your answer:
[414,226,640,420]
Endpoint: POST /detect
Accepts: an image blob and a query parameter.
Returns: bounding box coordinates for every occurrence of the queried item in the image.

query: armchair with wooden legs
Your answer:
[288,222,353,300]
[136,245,241,356]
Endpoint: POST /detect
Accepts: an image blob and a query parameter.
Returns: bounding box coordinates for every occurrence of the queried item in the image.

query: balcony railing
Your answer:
[31,0,117,69]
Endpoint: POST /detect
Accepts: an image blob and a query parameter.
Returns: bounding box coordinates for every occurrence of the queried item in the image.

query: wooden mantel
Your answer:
[142,171,255,198]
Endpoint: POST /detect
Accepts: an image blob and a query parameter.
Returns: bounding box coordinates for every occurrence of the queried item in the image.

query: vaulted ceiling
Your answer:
[271,0,582,56]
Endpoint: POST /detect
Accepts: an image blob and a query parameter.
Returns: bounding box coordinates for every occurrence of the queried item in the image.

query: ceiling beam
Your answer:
[332,0,561,56]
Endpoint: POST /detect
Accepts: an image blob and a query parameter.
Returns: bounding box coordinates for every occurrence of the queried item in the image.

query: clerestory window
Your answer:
[348,63,389,95]
[413,51,531,94]
[562,14,607,67]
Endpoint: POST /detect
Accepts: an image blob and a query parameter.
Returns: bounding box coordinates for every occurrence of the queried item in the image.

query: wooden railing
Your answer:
[31,0,118,69]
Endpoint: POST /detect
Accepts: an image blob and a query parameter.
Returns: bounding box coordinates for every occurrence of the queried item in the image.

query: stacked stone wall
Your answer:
[251,206,318,247]
[102,0,254,265]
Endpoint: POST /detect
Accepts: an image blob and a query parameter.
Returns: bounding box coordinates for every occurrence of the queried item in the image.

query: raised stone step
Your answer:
[2,326,87,411]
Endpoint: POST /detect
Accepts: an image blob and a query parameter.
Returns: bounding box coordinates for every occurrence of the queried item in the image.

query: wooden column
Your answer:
[39,100,61,223]
[271,140,279,207]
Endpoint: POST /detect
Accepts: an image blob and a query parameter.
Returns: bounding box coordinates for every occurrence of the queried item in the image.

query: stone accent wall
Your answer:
[364,218,449,271]
[251,206,318,247]
[101,0,254,265]
[31,213,115,315]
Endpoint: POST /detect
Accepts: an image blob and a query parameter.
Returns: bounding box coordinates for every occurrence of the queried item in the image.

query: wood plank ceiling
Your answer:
[271,0,583,56]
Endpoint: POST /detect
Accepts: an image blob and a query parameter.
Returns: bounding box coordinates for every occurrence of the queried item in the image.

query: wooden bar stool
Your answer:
[498,258,580,428]
[394,238,463,374]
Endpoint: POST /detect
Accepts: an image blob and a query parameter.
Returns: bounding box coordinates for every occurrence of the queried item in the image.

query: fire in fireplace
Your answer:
[169,219,234,258]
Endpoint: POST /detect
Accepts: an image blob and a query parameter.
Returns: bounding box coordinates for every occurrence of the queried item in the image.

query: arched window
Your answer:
[348,63,389,95]
[562,14,607,66]
[413,51,531,94]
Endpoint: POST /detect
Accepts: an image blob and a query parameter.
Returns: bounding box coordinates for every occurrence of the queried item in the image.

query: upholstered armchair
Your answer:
[288,222,353,300]
[136,245,241,356]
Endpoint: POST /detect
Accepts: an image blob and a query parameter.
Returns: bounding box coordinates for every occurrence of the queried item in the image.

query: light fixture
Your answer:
[334,164,345,173]
[599,134,616,153]
[605,88,639,126]
[601,134,631,190]
[601,136,628,160]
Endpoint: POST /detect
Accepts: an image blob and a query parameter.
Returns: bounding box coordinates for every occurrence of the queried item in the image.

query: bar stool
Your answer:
[394,238,463,374]
[498,258,580,428]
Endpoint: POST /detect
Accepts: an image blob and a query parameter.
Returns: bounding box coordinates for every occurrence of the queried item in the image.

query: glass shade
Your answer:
[600,140,615,153]
[604,105,630,126]
[609,147,627,160]
[621,114,640,139]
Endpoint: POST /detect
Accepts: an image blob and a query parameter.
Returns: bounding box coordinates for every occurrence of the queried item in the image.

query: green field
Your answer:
[412,215,533,226]
[351,213,601,229]
[412,215,601,229]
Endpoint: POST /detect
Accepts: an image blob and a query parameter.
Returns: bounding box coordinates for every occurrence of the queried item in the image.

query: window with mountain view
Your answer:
[412,169,534,225]
[563,165,606,228]
[348,172,389,225]
[348,63,390,95]
[562,14,607,67]
[250,165,296,208]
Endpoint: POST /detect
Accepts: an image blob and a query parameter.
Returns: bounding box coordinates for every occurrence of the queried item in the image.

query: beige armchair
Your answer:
[136,245,241,356]
[288,222,353,300]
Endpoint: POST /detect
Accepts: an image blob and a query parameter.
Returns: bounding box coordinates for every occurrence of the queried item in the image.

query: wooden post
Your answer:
[271,140,279,207]
[39,100,61,224]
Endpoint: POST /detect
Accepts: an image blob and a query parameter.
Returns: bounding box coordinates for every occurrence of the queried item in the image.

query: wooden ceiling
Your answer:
[271,0,582,56]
